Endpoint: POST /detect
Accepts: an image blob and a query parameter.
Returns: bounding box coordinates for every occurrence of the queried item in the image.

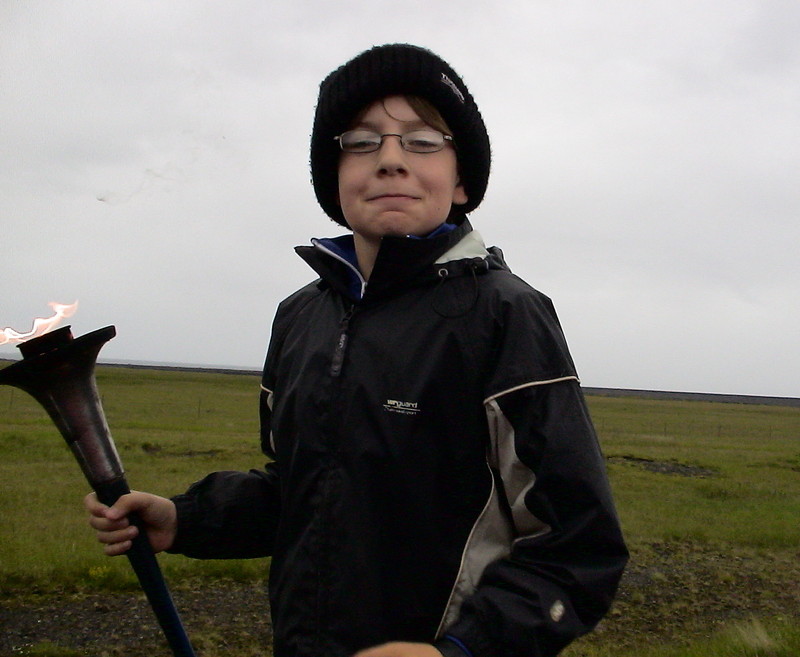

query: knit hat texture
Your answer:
[311,44,491,227]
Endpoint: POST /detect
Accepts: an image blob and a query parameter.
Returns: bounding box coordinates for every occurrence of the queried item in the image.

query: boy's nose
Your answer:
[376,135,408,174]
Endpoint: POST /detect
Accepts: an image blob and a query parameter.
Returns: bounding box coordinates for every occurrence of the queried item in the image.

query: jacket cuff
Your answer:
[165,493,199,555]
[434,635,476,657]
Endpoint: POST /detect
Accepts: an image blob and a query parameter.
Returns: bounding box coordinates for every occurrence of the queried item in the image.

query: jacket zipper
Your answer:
[330,305,355,377]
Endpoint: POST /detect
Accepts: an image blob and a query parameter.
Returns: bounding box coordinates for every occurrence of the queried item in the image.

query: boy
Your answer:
[87,44,628,657]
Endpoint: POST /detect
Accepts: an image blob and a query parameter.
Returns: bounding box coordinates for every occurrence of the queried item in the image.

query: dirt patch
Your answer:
[0,581,271,657]
[573,541,800,654]
[1,542,798,656]
[609,455,717,477]
[139,442,224,458]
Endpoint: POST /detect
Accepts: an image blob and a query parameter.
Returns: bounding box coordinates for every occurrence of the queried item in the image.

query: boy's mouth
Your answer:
[368,193,420,201]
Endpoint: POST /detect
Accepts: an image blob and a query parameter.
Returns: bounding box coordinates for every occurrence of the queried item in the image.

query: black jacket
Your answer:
[170,218,628,657]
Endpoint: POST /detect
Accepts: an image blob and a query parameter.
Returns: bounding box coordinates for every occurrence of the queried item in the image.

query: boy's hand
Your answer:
[353,642,442,657]
[84,490,177,556]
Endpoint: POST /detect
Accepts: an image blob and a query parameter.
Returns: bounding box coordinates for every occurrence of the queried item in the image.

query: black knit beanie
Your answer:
[311,44,491,227]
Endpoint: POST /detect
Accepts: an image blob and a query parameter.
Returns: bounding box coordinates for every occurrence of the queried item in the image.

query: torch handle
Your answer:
[95,478,197,657]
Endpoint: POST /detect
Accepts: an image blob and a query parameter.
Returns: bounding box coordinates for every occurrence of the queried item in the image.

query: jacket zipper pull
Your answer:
[330,307,354,377]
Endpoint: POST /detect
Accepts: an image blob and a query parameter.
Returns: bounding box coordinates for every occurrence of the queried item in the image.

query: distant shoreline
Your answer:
[2,357,798,408]
[579,386,800,408]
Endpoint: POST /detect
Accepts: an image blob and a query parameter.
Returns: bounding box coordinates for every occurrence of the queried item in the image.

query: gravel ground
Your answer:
[3,540,798,657]
[0,581,272,657]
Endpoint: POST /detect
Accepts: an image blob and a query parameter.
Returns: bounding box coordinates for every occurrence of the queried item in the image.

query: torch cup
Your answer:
[0,325,196,657]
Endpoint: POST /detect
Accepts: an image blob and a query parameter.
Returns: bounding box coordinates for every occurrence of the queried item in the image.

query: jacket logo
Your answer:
[383,399,420,416]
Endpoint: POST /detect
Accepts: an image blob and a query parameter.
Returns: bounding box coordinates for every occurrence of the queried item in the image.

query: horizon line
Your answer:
[1,356,797,407]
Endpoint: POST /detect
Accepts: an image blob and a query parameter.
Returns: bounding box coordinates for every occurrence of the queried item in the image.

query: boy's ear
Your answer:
[452,181,468,206]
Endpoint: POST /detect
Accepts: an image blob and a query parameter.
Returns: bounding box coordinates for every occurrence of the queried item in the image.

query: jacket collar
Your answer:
[295,215,480,302]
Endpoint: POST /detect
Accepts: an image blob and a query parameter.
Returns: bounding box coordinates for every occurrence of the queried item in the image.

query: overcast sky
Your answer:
[2,1,798,397]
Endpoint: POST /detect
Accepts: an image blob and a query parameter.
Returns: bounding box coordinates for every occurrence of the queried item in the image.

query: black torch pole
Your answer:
[0,326,196,657]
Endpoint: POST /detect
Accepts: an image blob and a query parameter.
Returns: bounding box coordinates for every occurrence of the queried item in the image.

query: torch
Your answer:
[0,325,196,657]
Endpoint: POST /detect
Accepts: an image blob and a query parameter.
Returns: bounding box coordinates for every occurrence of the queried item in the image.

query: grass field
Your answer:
[1,364,798,656]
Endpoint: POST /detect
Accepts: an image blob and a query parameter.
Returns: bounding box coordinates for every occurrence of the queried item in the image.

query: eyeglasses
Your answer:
[334,129,454,154]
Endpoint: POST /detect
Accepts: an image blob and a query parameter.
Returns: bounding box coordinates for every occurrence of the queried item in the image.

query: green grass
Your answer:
[0,365,268,591]
[1,365,798,656]
[588,396,800,548]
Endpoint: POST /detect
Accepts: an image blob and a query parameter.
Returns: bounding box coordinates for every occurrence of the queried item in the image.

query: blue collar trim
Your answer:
[311,222,458,300]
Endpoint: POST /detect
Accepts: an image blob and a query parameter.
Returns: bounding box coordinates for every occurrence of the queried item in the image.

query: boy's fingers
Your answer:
[83,492,108,516]
[96,525,138,546]
[88,513,130,532]
[104,539,133,557]
[104,492,150,521]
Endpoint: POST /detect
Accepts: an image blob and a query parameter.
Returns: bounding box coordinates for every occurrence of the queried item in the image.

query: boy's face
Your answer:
[337,96,467,244]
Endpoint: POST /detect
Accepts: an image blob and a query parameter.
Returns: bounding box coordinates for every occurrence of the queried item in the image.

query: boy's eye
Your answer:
[340,130,381,152]
[403,131,442,151]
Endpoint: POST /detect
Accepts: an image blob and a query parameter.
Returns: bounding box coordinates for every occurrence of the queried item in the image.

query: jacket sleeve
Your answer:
[168,466,280,559]
[435,379,628,657]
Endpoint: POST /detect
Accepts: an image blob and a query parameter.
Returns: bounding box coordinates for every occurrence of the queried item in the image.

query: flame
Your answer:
[1,301,79,346]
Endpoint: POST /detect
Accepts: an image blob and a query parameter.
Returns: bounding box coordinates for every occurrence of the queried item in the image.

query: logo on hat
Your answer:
[440,73,465,103]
